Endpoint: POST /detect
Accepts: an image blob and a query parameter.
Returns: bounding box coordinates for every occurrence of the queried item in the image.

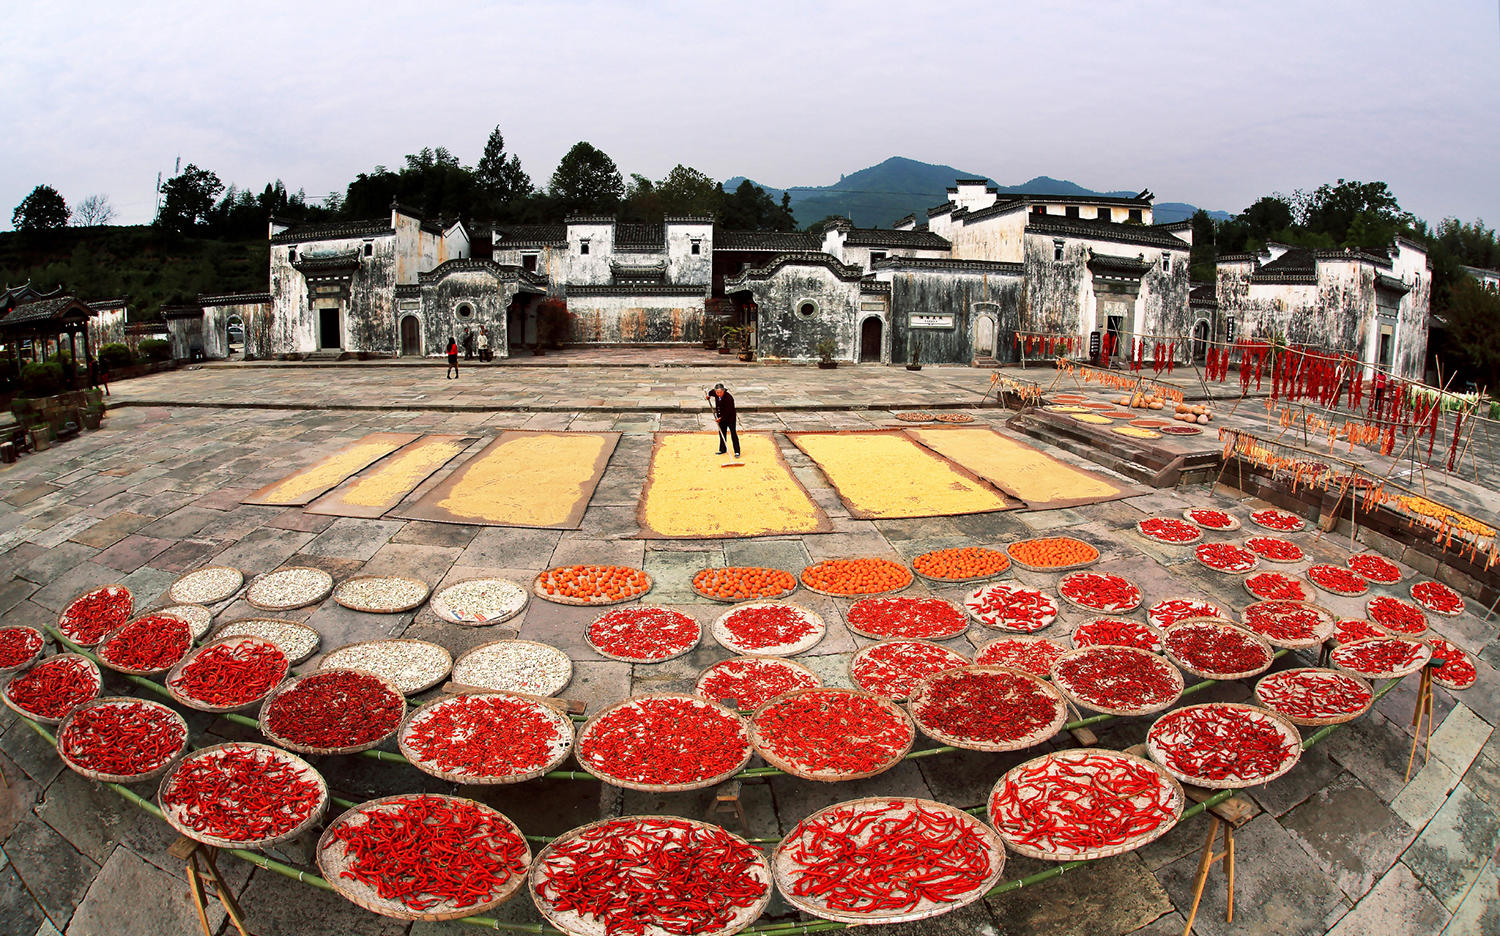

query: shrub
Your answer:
[98,342,134,369]
[18,362,64,397]
[137,338,172,362]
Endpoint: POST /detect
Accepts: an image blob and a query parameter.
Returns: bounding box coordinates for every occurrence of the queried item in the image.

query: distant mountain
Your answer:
[725,156,1232,228]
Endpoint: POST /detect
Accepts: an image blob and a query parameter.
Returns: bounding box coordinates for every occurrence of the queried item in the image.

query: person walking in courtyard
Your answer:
[477,326,490,362]
[463,327,475,361]
[446,338,460,379]
[706,383,740,458]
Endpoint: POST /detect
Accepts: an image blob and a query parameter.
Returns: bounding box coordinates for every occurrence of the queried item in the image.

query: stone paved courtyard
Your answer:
[1,364,1498,936]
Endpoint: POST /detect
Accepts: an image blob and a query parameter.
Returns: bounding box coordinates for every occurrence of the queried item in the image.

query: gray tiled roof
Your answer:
[1189,285,1218,307]
[1,295,93,326]
[843,229,951,250]
[271,219,395,245]
[614,223,665,250]
[714,231,818,251]
[1026,214,1189,251]
[493,225,567,247]
[198,293,271,306]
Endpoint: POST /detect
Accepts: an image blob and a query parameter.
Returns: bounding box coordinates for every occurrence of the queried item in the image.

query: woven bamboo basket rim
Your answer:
[154,605,213,640]
[1305,565,1370,597]
[847,639,973,702]
[1239,601,1337,650]
[1158,424,1203,435]
[245,567,334,612]
[844,595,970,641]
[1243,572,1314,603]
[1005,538,1100,572]
[165,635,289,714]
[0,625,46,678]
[1130,419,1172,428]
[988,749,1186,861]
[1056,571,1144,615]
[907,665,1069,753]
[331,575,432,614]
[1367,595,1430,636]
[1242,536,1305,563]
[529,815,773,936]
[1329,637,1434,679]
[933,412,975,423]
[711,601,826,657]
[1346,554,1403,584]
[316,793,531,922]
[320,639,453,695]
[1332,619,1391,646]
[974,635,1068,677]
[749,687,916,783]
[910,547,1013,587]
[94,613,196,676]
[1248,510,1307,533]
[157,741,328,851]
[210,618,321,666]
[55,696,189,783]
[1181,508,1241,531]
[963,582,1060,633]
[168,566,245,606]
[1193,544,1261,575]
[450,639,573,698]
[258,668,408,756]
[1428,639,1478,691]
[1253,668,1375,726]
[1145,702,1304,789]
[1161,619,1276,681]
[429,577,530,626]
[398,692,575,785]
[585,606,703,664]
[1069,616,1165,653]
[1,652,102,725]
[694,656,822,710]
[56,583,134,648]
[799,556,913,599]
[1049,645,1185,717]
[574,693,752,792]
[689,567,799,604]
[1135,518,1203,546]
[772,796,1006,925]
[1146,597,1232,630]
[531,567,654,607]
[1410,582,1465,617]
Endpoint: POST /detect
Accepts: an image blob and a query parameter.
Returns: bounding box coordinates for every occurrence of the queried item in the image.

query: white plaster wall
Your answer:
[665,221,713,286]
[565,221,615,286]
[951,209,1028,263]
[92,307,127,348]
[566,293,706,343]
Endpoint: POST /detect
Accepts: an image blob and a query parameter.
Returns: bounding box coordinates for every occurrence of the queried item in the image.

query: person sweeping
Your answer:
[706,383,740,460]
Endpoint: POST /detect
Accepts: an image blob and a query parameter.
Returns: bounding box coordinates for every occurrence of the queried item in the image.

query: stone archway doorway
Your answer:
[400,315,421,357]
[860,317,882,362]
[1192,320,1209,364]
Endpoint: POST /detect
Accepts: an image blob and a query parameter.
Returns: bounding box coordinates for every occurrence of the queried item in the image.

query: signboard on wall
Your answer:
[1224,317,1237,342]
[1089,331,1101,360]
[909,314,954,329]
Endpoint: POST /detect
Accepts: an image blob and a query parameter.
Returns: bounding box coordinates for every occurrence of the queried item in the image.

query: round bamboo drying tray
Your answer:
[772,797,1006,925]
[847,639,972,701]
[1332,618,1390,646]
[429,577,530,625]
[55,696,188,784]
[1056,572,1143,614]
[0,625,46,678]
[749,687,916,782]
[210,618,321,666]
[1239,601,1337,650]
[532,568,653,606]
[1161,619,1276,681]
[910,548,1012,587]
[1249,510,1307,533]
[574,694,752,792]
[894,411,938,421]
[317,794,531,922]
[1147,597,1231,630]
[1069,616,1164,653]
[934,412,974,423]
[320,639,453,695]
[1243,571,1313,603]
[1146,702,1303,789]
[907,665,1069,752]
[155,605,213,640]
[56,584,133,648]
[157,742,327,851]
[165,635,289,714]
[1254,668,1374,726]
[1410,582,1465,617]
[332,575,431,613]
[799,557,913,598]
[245,567,334,612]
[711,601,825,657]
[844,595,970,641]
[1329,637,1433,679]
[689,568,798,603]
[695,656,821,710]
[94,613,195,676]
[257,668,407,756]
[974,635,1068,678]
[1182,509,1240,531]
[963,582,1060,633]
[1049,645,1185,717]
[1135,518,1202,546]
[1,653,102,725]
[1366,596,1430,637]
[450,640,573,698]
[1429,638,1478,691]
[168,566,244,606]
[585,606,703,664]
[1193,543,1260,575]
[1243,537,1305,564]
[1158,424,1203,436]
[1006,538,1100,572]
[1347,553,1402,585]
[398,693,575,785]
[1305,565,1370,598]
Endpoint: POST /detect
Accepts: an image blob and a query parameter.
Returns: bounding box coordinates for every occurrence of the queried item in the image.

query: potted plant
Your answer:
[906,338,922,371]
[816,339,838,369]
[737,329,754,362]
[719,327,741,355]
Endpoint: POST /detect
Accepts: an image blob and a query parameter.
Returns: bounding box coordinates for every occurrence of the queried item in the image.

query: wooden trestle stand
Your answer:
[170,837,250,936]
[1405,660,1437,782]
[1181,788,1255,936]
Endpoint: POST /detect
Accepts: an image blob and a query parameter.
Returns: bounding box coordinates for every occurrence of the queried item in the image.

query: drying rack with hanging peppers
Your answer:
[1,654,101,724]
[1146,598,1228,630]
[1136,517,1203,545]
[1194,542,1260,574]
[1057,572,1143,613]
[774,798,1006,924]
[845,596,968,640]
[711,602,826,656]
[1049,645,1184,716]
[318,795,531,920]
[399,693,574,784]
[989,750,1184,860]
[911,546,1011,583]
[963,583,1060,633]
[576,695,751,791]
[1427,637,1477,691]
[260,669,407,755]
[532,817,771,936]
[1411,580,1465,616]
[1329,636,1432,679]
[909,666,1069,752]
[1244,571,1312,602]
[750,688,915,781]
[1347,553,1402,585]
[0,625,45,674]
[158,742,327,848]
[695,656,821,711]
[1243,536,1304,563]
[1238,601,1336,649]
[585,606,701,663]
[1254,668,1374,726]
[56,697,189,782]
[1071,617,1163,653]
[974,636,1067,678]
[1366,595,1429,636]
[166,636,289,713]
[849,639,971,701]
[95,614,193,675]
[1146,703,1302,789]
[1306,564,1370,597]
[56,584,133,646]
[1161,620,1275,680]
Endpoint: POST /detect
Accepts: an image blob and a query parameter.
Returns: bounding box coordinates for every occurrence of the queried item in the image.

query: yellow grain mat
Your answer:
[638,433,830,538]
[905,427,1138,510]
[244,433,421,506]
[787,431,1013,520]
[305,435,473,518]
[396,431,619,528]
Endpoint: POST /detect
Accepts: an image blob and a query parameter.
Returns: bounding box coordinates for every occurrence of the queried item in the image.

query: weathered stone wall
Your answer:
[1391,240,1431,380]
[564,291,706,343]
[418,265,522,357]
[735,266,861,362]
[199,306,230,359]
[565,221,616,286]
[1021,237,1089,334]
[166,318,203,361]
[883,268,1024,365]
[91,306,127,349]
[269,235,399,355]
[950,207,1028,262]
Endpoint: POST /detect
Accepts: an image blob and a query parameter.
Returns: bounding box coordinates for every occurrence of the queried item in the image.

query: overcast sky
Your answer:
[4,0,1498,230]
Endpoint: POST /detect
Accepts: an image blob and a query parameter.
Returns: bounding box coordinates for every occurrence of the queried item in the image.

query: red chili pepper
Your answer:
[754,690,911,776]
[0,627,43,668]
[587,607,699,661]
[1073,618,1161,653]
[58,700,186,776]
[1149,706,1295,782]
[991,753,1178,853]
[1052,647,1179,711]
[160,746,321,841]
[1163,622,1271,675]
[579,697,747,786]
[168,640,288,707]
[1412,581,1464,615]
[1147,598,1225,629]
[404,695,565,778]
[698,658,819,710]
[4,656,99,719]
[847,597,967,639]
[851,641,969,700]
[1139,517,1200,544]
[1185,509,1235,530]
[264,670,405,750]
[1058,572,1141,612]
[1258,670,1371,719]
[718,605,818,651]
[975,638,1065,677]
[1241,602,1324,642]
[1244,571,1310,602]
[97,615,192,672]
[57,586,132,644]
[1244,537,1303,562]
[1195,543,1258,572]
[1368,596,1428,634]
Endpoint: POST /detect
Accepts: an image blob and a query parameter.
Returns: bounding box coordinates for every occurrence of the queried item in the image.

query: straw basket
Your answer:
[1329,637,1433,679]
[1305,565,1370,598]
[157,742,328,850]
[585,606,703,664]
[1069,616,1164,653]
[1410,582,1464,617]
[844,595,969,641]
[847,639,972,701]
[245,567,334,612]
[1243,571,1313,603]
[749,687,915,782]
[574,694,751,792]
[1160,619,1275,681]
[154,605,213,640]
[799,557,913,599]
[973,636,1068,678]
[167,566,244,606]
[450,640,573,698]
[963,582,1060,634]
[1347,554,1402,585]
[1193,544,1260,575]
[907,665,1068,753]
[711,602,825,657]
[56,584,133,647]
[1056,572,1143,614]
[1253,668,1374,727]
[210,618,321,666]
[532,568,653,607]
[1006,538,1100,573]
[1239,601,1337,650]
[694,656,821,711]
[0,625,46,678]
[331,575,431,614]
[55,697,188,784]
[1182,509,1240,532]
[1249,510,1307,533]
[1135,518,1203,546]
[429,577,530,626]
[398,693,574,784]
[94,614,195,676]
[1244,537,1305,564]
[258,669,407,756]
[1146,597,1231,630]
[690,568,798,603]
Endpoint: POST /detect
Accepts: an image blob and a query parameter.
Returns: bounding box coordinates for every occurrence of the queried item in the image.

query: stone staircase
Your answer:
[1008,410,1222,488]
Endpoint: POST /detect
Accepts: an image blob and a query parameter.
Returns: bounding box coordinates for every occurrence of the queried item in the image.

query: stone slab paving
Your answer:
[0,369,1497,935]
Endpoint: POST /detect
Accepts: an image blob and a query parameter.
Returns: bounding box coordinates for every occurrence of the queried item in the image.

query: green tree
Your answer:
[549,142,623,214]
[1444,274,1500,390]
[720,180,796,230]
[1189,208,1216,282]
[157,165,225,234]
[12,185,70,231]
[656,165,722,218]
[1302,179,1412,247]
[475,127,533,205]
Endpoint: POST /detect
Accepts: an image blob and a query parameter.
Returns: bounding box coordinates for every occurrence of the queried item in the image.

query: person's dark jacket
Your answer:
[712,391,736,424]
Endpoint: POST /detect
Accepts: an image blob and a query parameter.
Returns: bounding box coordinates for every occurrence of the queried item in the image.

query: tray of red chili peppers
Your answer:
[1243,536,1304,563]
[1332,618,1389,646]
[586,606,702,663]
[908,665,1068,752]
[974,636,1067,678]
[166,635,290,713]
[1146,598,1228,630]
[1249,509,1306,533]
[1136,517,1203,545]
[750,687,915,782]
[1146,703,1302,789]
[1161,619,1275,681]
[318,794,531,921]
[988,749,1185,860]
[530,816,772,936]
[95,613,194,676]
[1254,668,1374,726]
[158,742,328,849]
[1347,553,1402,584]
[849,639,971,701]
[1410,580,1465,617]
[56,584,133,647]
[1238,600,1337,649]
[576,694,752,792]
[1194,542,1260,574]
[963,582,1060,633]
[695,656,821,711]
[55,697,188,783]
[1306,564,1370,597]
[1329,636,1433,679]
[259,668,407,756]
[1427,637,1477,691]
[1049,645,1184,716]
[1070,617,1163,653]
[845,596,968,641]
[2,653,101,725]
[773,797,1006,925]
[1243,571,1312,602]
[1366,595,1428,636]
[399,692,575,784]
[711,602,825,656]
[1182,508,1239,531]
[0,625,45,677]
[1057,572,1143,614]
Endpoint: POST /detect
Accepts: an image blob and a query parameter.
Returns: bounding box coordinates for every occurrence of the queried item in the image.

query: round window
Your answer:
[456,304,474,319]
[799,302,816,317]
